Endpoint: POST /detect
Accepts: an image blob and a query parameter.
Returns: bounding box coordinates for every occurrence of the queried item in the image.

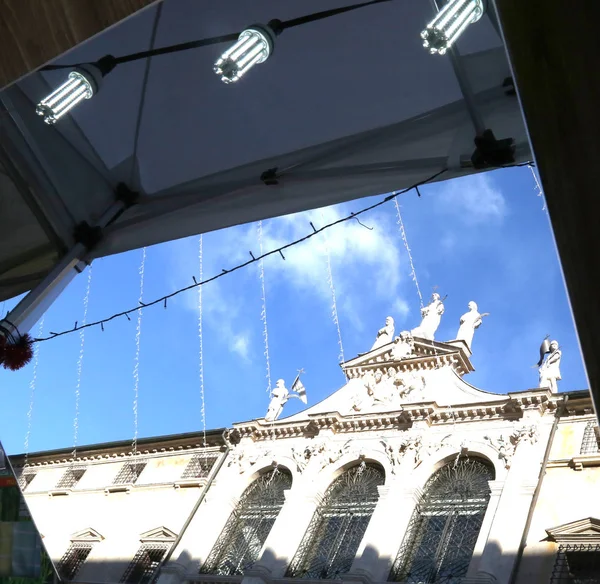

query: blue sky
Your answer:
[0,166,588,455]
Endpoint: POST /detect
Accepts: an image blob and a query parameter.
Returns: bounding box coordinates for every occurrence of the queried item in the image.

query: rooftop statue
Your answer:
[371,316,395,351]
[411,292,445,341]
[455,301,489,350]
[538,339,561,393]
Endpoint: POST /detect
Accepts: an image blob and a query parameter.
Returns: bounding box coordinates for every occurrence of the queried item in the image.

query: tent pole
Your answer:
[0,198,127,336]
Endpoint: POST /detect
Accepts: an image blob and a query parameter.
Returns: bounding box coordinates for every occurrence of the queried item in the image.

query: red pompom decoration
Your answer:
[0,335,6,365]
[2,333,34,371]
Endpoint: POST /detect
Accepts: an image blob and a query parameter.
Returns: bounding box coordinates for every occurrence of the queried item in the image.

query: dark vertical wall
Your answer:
[494,1,600,418]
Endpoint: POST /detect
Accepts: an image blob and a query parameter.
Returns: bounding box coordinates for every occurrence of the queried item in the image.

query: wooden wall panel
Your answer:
[0,0,156,89]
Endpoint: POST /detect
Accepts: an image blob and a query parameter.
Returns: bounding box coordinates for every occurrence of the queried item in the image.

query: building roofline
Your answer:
[9,428,227,462]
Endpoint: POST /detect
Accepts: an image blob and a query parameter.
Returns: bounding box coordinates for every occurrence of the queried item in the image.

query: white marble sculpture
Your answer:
[538,340,562,393]
[391,331,415,360]
[456,301,489,350]
[411,293,445,340]
[265,379,289,422]
[371,316,395,351]
[265,376,308,422]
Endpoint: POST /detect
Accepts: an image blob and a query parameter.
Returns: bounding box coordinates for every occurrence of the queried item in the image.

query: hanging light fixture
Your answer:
[421,0,484,55]
[214,22,279,84]
[36,58,115,124]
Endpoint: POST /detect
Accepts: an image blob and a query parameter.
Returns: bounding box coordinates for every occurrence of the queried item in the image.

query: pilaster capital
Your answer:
[487,480,505,497]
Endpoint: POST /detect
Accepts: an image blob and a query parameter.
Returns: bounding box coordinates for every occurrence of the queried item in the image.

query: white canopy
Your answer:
[0,0,530,312]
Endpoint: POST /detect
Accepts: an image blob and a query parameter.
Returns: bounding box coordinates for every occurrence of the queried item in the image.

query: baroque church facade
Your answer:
[6,297,600,584]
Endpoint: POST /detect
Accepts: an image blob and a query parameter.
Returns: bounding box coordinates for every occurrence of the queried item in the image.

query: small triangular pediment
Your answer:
[140,526,177,542]
[71,528,104,542]
[342,335,473,378]
[546,518,600,543]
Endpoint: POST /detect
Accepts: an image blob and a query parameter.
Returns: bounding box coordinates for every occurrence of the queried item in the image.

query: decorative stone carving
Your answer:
[371,316,395,351]
[309,440,352,471]
[411,293,445,341]
[456,301,489,350]
[512,424,539,445]
[485,424,539,469]
[395,370,427,400]
[391,331,416,360]
[381,435,423,473]
[484,434,516,469]
[227,448,273,474]
[538,340,562,393]
[291,445,312,473]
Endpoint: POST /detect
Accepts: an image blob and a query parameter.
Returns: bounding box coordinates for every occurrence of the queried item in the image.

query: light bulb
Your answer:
[421,0,484,55]
[214,25,275,84]
[35,62,107,124]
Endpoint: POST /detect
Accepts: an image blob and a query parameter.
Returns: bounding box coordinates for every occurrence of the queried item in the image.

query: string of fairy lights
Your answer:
[320,211,346,375]
[33,168,448,344]
[35,0,487,125]
[72,265,93,461]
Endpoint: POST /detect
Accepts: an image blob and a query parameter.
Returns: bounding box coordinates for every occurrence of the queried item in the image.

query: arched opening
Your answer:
[200,467,292,575]
[286,462,385,579]
[389,457,494,584]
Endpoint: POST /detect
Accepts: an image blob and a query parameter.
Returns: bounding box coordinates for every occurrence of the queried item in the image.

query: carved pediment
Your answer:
[140,526,177,542]
[546,518,600,543]
[342,333,473,380]
[71,528,104,542]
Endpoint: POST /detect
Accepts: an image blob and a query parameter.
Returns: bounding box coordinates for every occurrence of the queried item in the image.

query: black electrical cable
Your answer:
[33,167,449,343]
[40,0,394,72]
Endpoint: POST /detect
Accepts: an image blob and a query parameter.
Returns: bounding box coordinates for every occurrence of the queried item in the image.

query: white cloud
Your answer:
[168,201,415,342]
[231,334,251,362]
[436,174,507,224]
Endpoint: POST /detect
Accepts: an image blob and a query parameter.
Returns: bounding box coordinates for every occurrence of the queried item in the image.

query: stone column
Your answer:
[249,490,323,579]
[159,491,240,584]
[466,480,505,578]
[476,435,545,584]
[348,483,422,583]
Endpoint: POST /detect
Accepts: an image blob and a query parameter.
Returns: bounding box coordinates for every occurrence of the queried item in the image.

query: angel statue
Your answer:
[265,375,308,422]
[371,316,395,351]
[411,292,445,341]
[455,301,489,350]
[538,339,562,393]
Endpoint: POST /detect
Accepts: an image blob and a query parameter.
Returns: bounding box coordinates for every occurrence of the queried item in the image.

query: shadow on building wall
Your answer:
[0,535,567,584]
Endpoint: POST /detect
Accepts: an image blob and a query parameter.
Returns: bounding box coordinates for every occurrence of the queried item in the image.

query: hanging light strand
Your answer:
[198,235,208,458]
[257,221,272,395]
[132,247,147,457]
[529,164,547,212]
[73,264,93,460]
[23,316,45,469]
[394,197,424,309]
[320,212,346,371]
[34,168,453,343]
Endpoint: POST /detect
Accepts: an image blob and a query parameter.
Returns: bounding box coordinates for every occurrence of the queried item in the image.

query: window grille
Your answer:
[181,454,218,479]
[120,544,169,584]
[56,468,86,489]
[580,422,600,455]
[389,457,494,584]
[286,463,385,580]
[113,462,147,485]
[551,544,600,583]
[18,471,36,491]
[200,468,292,575]
[57,543,93,581]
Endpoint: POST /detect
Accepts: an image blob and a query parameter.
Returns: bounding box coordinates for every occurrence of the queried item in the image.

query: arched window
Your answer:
[389,457,494,584]
[286,463,385,579]
[580,421,600,455]
[200,468,292,575]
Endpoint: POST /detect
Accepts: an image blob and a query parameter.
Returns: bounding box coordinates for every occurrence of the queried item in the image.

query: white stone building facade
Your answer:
[9,332,600,584]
